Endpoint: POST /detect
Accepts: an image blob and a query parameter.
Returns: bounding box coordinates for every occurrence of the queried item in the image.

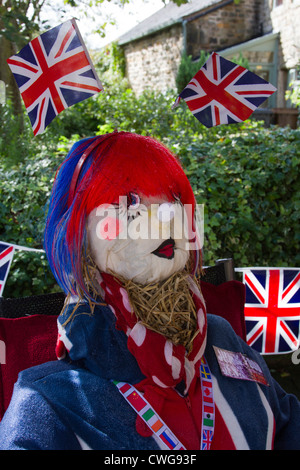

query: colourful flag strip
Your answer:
[200,357,215,450]
[113,356,215,450]
[113,380,185,450]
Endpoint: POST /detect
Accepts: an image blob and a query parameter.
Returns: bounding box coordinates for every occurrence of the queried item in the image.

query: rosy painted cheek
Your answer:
[97,216,123,241]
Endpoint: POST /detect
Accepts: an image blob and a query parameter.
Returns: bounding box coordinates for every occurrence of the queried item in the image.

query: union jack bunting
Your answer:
[7,19,103,136]
[242,268,300,354]
[172,52,276,128]
[0,243,15,297]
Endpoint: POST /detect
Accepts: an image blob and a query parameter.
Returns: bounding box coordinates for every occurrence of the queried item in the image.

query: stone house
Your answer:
[117,0,300,123]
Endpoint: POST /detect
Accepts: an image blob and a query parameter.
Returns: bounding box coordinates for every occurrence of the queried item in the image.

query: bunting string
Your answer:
[0,241,45,297]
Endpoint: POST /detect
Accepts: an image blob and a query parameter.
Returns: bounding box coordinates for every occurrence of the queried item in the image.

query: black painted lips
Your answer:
[151,238,175,259]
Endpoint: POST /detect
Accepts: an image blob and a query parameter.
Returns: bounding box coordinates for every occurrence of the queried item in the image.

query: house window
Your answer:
[273,0,283,7]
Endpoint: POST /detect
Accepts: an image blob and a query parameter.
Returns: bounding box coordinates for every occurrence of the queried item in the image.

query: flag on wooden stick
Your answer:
[7,19,103,136]
[172,52,276,128]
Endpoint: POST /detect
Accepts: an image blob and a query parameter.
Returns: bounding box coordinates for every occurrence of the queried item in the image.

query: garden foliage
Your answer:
[0,51,299,297]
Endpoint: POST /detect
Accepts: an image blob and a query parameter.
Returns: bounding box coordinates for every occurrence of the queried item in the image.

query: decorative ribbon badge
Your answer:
[213,346,269,386]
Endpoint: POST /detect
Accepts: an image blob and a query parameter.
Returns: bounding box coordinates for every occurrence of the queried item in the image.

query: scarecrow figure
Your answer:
[0,131,299,450]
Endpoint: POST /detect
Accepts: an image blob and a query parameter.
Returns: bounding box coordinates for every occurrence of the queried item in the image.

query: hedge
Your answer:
[0,88,299,297]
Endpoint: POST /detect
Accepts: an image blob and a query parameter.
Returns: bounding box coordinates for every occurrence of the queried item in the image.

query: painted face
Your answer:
[87,193,193,285]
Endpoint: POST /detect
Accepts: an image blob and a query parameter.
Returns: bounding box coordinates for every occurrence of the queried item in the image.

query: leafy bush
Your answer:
[0,137,64,297]
[1,81,299,297]
[167,121,300,268]
[175,51,209,93]
[0,101,34,168]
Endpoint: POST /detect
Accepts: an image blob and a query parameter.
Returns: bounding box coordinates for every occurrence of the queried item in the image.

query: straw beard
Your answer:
[113,270,200,354]
[82,249,200,354]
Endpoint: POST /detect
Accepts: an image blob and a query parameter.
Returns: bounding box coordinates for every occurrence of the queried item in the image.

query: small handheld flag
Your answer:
[242,268,300,354]
[172,52,276,128]
[0,243,15,297]
[7,19,103,136]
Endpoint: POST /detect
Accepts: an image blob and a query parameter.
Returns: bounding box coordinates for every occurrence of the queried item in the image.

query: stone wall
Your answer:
[258,0,300,107]
[122,24,183,96]
[269,0,300,69]
[259,0,300,69]
[185,0,263,58]
[122,0,264,95]
[121,0,299,97]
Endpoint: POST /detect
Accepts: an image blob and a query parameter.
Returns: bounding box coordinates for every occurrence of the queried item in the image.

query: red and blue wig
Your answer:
[44,131,199,299]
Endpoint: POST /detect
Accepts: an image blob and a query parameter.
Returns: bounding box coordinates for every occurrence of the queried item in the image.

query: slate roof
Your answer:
[118,0,223,45]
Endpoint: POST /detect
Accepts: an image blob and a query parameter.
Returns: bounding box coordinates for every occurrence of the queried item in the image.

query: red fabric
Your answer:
[210,405,236,450]
[135,372,236,450]
[98,272,207,391]
[132,278,247,450]
[96,275,245,449]
[201,280,246,341]
[0,280,246,421]
[0,315,58,420]
[136,375,203,449]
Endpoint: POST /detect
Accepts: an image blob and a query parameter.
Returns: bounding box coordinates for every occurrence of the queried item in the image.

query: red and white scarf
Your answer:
[98,272,207,393]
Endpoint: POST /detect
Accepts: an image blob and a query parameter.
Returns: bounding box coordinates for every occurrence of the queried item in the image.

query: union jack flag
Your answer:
[7,19,103,136]
[202,429,213,450]
[0,243,15,297]
[242,268,300,354]
[172,52,276,128]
